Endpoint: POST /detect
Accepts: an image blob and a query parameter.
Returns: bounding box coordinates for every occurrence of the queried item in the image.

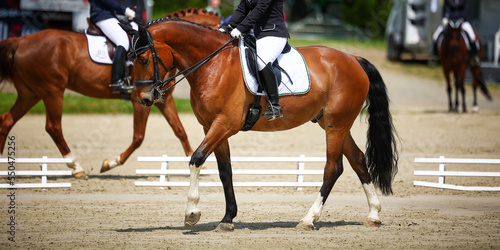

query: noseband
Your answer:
[128,29,176,97]
[129,27,236,96]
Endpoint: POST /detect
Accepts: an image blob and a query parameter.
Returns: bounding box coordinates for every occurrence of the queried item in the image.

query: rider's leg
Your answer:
[462,21,480,65]
[96,18,135,93]
[259,63,282,120]
[430,24,445,64]
[256,36,287,120]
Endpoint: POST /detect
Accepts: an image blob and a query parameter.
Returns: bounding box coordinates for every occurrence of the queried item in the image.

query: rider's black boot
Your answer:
[110,46,135,93]
[469,41,480,66]
[259,63,282,121]
[429,41,439,66]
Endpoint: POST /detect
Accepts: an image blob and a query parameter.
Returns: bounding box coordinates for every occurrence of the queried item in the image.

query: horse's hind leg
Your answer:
[471,66,480,112]
[297,111,356,230]
[0,88,41,155]
[444,68,454,112]
[42,97,85,178]
[343,133,381,226]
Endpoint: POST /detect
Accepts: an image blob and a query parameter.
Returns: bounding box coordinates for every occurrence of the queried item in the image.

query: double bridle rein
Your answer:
[129,27,236,96]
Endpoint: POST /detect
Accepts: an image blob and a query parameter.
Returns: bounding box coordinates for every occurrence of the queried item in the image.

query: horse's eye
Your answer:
[140,58,149,65]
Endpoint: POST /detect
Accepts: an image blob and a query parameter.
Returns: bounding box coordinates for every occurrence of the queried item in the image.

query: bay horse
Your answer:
[122,18,398,231]
[439,19,491,112]
[0,9,219,177]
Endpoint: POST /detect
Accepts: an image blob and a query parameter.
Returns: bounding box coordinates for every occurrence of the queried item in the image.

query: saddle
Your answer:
[240,34,291,131]
[242,33,291,87]
[86,18,117,60]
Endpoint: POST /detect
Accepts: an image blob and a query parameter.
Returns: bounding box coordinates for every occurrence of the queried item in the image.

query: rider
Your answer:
[219,0,289,121]
[89,0,136,93]
[431,0,480,66]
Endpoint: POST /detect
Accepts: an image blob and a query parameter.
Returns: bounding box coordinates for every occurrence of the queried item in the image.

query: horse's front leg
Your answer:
[101,98,150,173]
[213,139,236,232]
[185,160,202,226]
[444,69,453,112]
[185,121,237,228]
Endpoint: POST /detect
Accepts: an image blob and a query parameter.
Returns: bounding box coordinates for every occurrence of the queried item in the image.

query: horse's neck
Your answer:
[152,23,225,69]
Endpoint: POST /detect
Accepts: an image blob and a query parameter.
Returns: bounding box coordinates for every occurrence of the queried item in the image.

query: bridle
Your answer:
[129,27,236,97]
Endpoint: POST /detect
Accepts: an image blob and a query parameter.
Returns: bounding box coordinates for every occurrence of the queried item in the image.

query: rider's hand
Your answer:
[125,7,136,20]
[218,28,226,33]
[230,28,242,39]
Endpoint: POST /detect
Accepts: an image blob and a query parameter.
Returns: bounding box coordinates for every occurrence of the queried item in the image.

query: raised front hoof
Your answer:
[73,171,87,180]
[184,211,201,227]
[214,223,234,232]
[100,159,111,173]
[296,220,315,231]
[366,218,382,227]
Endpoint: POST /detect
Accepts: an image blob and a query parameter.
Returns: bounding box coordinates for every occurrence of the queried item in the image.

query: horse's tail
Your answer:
[357,57,399,195]
[477,71,492,101]
[0,37,20,84]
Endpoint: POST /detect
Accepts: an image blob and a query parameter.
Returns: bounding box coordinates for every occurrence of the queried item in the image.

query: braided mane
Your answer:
[163,8,219,19]
[146,16,218,31]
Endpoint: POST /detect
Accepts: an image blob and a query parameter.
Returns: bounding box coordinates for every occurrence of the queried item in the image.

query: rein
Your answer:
[132,28,236,95]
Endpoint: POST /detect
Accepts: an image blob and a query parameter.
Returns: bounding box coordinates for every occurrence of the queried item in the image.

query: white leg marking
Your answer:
[185,164,202,226]
[300,192,324,227]
[64,153,85,178]
[363,183,382,225]
[107,155,122,169]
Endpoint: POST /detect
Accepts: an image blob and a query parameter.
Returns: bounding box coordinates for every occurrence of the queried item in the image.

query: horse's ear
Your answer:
[119,23,139,38]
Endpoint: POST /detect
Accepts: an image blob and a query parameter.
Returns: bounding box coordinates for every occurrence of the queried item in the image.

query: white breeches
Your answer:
[96,18,130,50]
[256,36,288,71]
[433,20,476,43]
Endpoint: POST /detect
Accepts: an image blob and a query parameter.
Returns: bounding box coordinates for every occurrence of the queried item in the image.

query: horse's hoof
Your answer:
[366,218,382,227]
[472,106,479,113]
[73,171,87,180]
[184,211,201,227]
[100,160,111,173]
[215,223,234,232]
[296,220,315,231]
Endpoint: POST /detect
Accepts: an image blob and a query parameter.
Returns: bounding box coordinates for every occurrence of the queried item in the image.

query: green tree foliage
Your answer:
[341,0,393,38]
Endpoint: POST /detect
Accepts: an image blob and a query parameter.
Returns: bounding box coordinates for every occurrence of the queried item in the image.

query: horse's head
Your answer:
[444,18,464,49]
[120,24,175,107]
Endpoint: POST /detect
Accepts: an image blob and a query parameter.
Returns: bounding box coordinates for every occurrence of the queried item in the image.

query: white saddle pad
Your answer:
[239,40,310,96]
[85,31,113,64]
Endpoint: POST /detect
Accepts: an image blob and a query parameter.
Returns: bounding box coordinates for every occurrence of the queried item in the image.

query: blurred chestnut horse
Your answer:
[0,9,219,177]
[439,19,491,112]
[122,18,398,231]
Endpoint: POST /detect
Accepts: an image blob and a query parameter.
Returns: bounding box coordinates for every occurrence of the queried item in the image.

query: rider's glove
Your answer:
[218,28,226,33]
[125,7,136,20]
[230,28,242,39]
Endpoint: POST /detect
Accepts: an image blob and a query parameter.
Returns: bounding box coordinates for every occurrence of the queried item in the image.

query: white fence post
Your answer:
[135,155,326,188]
[297,154,305,191]
[414,156,500,191]
[438,156,446,191]
[0,156,72,188]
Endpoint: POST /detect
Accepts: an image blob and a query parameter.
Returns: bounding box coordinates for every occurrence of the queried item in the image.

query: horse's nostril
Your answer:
[141,98,154,107]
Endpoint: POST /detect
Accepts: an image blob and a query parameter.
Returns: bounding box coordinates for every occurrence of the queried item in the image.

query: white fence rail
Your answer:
[414,156,500,191]
[0,156,72,188]
[136,155,326,190]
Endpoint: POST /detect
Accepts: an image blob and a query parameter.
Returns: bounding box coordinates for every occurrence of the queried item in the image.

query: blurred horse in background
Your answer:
[439,19,491,112]
[0,9,219,177]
